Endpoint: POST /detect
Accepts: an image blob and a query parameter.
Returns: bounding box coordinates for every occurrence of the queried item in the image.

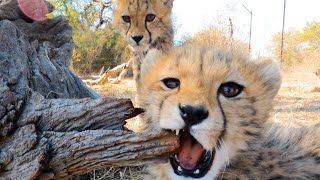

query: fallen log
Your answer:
[44,130,178,179]
[0,1,179,179]
[0,123,179,179]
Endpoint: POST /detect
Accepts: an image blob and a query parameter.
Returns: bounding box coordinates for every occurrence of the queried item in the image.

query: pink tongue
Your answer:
[178,132,204,170]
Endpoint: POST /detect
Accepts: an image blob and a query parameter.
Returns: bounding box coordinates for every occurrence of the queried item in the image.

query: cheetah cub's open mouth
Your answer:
[170,129,214,178]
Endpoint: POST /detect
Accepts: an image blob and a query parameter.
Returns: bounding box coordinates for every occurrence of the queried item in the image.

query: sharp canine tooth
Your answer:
[194,169,200,174]
[175,154,178,159]
[178,166,182,171]
[175,129,180,135]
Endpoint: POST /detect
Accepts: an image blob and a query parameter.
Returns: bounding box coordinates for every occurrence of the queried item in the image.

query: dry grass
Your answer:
[82,65,320,180]
[73,166,145,180]
[89,79,136,100]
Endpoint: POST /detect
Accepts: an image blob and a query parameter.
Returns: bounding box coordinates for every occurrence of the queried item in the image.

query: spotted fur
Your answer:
[112,0,174,81]
[136,45,320,180]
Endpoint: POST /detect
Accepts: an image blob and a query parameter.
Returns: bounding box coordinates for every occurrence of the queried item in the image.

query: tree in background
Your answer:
[271,21,320,66]
[301,22,320,51]
[48,0,130,75]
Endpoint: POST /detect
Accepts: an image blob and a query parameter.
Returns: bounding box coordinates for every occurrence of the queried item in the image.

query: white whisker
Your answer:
[222,139,230,165]
[219,139,230,180]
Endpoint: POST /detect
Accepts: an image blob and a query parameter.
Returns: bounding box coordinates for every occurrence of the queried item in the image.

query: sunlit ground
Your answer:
[273,66,320,126]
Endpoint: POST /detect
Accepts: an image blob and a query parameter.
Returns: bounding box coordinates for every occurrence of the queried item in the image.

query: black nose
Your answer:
[132,35,143,44]
[179,105,208,127]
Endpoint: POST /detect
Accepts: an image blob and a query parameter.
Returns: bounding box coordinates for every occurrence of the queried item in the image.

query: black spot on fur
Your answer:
[278,160,292,167]
[263,140,277,148]
[292,155,305,161]
[244,105,257,116]
[253,153,263,166]
[267,175,284,180]
[256,153,263,161]
[150,37,164,51]
[244,130,260,138]
[249,97,256,103]
[240,120,261,128]
[267,151,274,157]
[240,122,251,127]
[158,17,164,24]
[268,164,274,169]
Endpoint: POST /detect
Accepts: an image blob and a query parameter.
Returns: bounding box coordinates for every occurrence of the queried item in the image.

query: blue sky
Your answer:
[172,0,320,57]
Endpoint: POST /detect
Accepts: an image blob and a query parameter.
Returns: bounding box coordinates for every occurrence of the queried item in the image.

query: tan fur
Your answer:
[112,0,174,81]
[136,45,320,179]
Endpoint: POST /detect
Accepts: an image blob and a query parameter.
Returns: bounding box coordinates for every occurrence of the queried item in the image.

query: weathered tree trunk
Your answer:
[0,1,179,179]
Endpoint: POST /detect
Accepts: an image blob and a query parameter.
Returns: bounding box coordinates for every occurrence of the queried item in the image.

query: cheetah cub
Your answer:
[113,0,174,81]
[136,45,320,179]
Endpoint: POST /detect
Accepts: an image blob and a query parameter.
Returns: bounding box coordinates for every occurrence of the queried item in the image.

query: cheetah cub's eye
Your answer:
[218,82,244,98]
[146,14,156,22]
[162,78,180,90]
[122,15,131,23]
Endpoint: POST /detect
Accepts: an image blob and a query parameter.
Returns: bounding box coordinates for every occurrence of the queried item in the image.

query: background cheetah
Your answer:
[112,0,174,81]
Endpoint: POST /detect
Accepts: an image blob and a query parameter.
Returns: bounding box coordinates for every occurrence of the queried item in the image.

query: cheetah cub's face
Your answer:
[113,0,174,52]
[136,45,281,179]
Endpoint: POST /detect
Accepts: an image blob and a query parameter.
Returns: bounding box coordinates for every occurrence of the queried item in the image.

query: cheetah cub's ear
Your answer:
[254,58,282,99]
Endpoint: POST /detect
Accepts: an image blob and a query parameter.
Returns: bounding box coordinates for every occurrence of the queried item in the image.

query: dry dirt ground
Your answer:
[273,66,320,125]
[79,66,320,180]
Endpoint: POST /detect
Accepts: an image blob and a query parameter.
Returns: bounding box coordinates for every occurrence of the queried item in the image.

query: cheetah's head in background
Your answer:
[113,0,174,53]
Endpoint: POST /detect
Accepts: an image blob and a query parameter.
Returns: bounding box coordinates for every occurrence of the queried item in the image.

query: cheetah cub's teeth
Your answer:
[175,129,180,136]
[194,169,200,174]
[174,154,178,160]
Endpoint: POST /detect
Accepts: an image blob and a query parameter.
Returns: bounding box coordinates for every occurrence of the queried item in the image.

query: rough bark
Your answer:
[44,131,178,179]
[0,1,179,179]
[18,93,141,131]
[0,125,49,179]
[0,123,179,179]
